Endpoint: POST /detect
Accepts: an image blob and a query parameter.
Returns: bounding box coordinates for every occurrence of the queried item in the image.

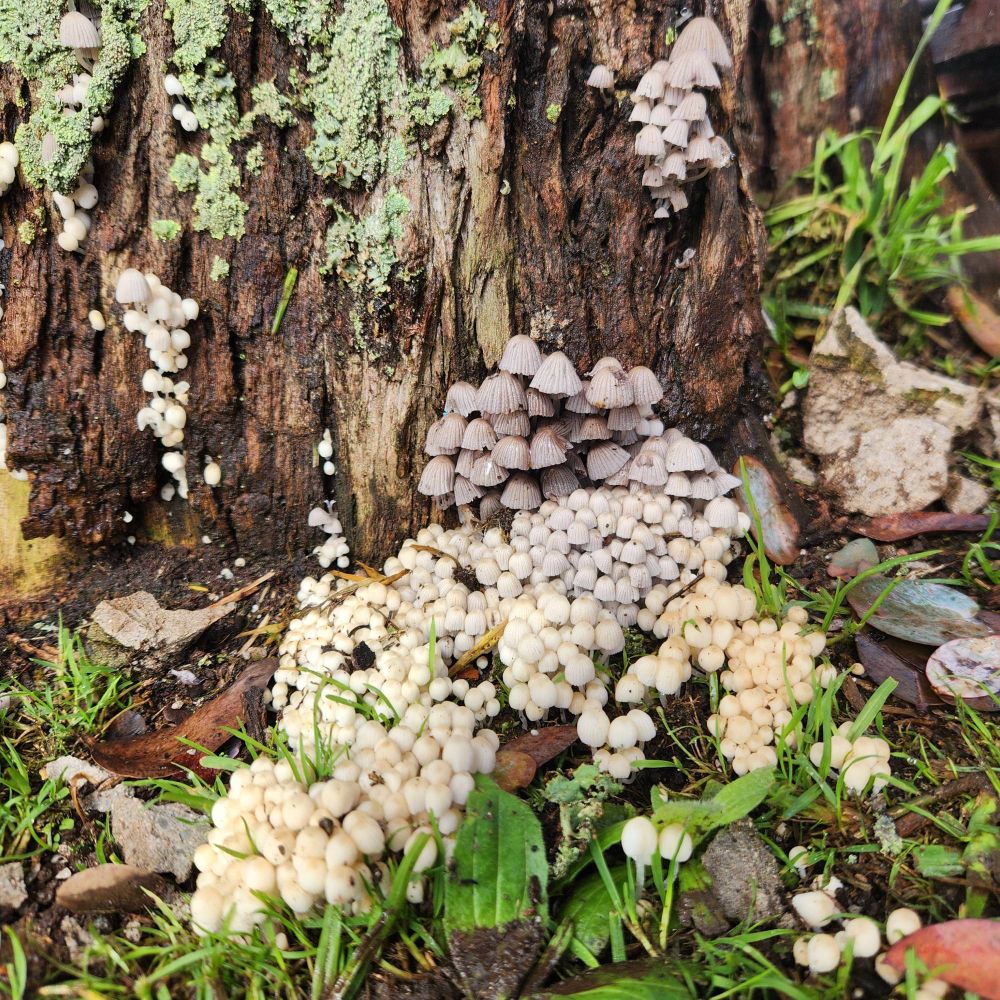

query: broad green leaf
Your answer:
[560,865,624,956]
[444,775,548,936]
[651,768,775,839]
[914,844,964,878]
[526,959,688,999]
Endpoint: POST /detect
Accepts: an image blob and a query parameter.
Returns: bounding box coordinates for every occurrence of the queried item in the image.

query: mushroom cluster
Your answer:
[419,335,741,516]
[115,268,200,500]
[317,429,336,477]
[620,814,693,888]
[54,68,105,134]
[625,16,734,220]
[0,142,18,202]
[51,163,98,254]
[164,74,199,133]
[807,723,892,795]
[308,505,350,569]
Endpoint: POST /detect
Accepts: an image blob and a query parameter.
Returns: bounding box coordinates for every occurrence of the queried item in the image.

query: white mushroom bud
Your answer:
[620,815,657,889]
[885,907,921,945]
[806,933,841,973]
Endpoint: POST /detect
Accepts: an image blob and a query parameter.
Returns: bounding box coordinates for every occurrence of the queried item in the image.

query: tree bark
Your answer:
[1,0,766,572]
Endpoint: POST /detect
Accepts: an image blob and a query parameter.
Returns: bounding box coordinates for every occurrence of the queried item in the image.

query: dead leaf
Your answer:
[849,512,992,542]
[56,864,170,914]
[828,538,879,579]
[492,751,538,792]
[503,725,579,766]
[855,632,943,710]
[925,635,1000,712]
[948,285,1000,359]
[103,710,147,740]
[84,658,277,778]
[885,918,1000,998]
[732,456,800,565]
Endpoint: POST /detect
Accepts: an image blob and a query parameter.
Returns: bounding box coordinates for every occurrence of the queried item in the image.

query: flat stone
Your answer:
[42,755,114,788]
[110,796,208,880]
[89,591,232,670]
[0,862,27,911]
[56,864,171,914]
[945,474,991,515]
[803,309,981,516]
[701,819,790,925]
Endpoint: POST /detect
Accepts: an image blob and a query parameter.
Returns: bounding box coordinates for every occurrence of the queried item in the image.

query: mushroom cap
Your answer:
[661,119,690,149]
[665,437,706,472]
[530,351,583,397]
[586,64,615,89]
[668,187,689,212]
[587,366,634,409]
[675,92,708,121]
[116,268,152,304]
[461,417,498,452]
[578,414,611,441]
[635,123,666,158]
[60,11,101,49]
[417,455,455,496]
[498,334,544,377]
[628,451,668,486]
[662,86,689,106]
[491,435,531,470]
[686,136,713,163]
[653,204,671,220]
[607,404,640,432]
[641,165,664,187]
[665,50,720,89]
[709,135,733,167]
[628,366,663,406]
[486,409,531,436]
[565,382,598,415]
[40,131,59,163]
[541,464,580,499]
[526,387,557,418]
[424,411,467,455]
[445,381,479,417]
[649,102,673,127]
[662,152,687,180]
[478,492,504,520]
[704,495,739,529]
[530,427,570,469]
[501,472,543,511]
[470,453,509,487]
[628,100,652,124]
[712,470,742,494]
[689,473,717,500]
[454,475,483,506]
[586,441,630,480]
[455,448,476,478]
[672,16,733,68]
[477,371,527,414]
[665,472,691,496]
[638,435,670,459]
[635,69,666,101]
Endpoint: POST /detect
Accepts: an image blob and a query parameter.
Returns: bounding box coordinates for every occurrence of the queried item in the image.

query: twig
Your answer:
[449,619,508,677]
[6,634,60,661]
[208,570,276,608]
[893,773,996,838]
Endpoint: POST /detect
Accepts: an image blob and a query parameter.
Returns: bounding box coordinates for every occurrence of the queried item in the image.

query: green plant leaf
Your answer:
[560,865,623,957]
[444,775,548,936]
[525,958,688,998]
[649,768,775,840]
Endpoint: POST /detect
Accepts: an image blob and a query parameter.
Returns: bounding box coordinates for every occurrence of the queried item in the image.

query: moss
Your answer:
[298,0,401,187]
[545,102,561,123]
[210,255,230,281]
[322,186,409,296]
[169,153,200,192]
[405,3,498,127]
[152,218,182,240]
[17,220,36,244]
[6,0,148,193]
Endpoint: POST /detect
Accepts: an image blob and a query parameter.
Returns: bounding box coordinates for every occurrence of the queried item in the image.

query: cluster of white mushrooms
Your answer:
[51,164,99,253]
[587,16,734,220]
[419,335,741,516]
[0,142,18,204]
[792,883,930,992]
[115,268,201,499]
[308,505,351,570]
[621,814,693,887]
[807,722,892,794]
[163,74,199,133]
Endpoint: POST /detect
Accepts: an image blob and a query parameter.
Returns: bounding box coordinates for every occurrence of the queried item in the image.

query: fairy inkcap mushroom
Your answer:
[671,16,733,68]
[59,11,101,51]
[445,382,478,417]
[116,268,152,305]
[529,351,583,397]
[418,455,456,497]
[586,64,615,90]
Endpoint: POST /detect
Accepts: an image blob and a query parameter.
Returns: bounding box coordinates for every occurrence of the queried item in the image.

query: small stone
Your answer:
[944,474,990,515]
[110,797,208,880]
[0,862,28,911]
[56,864,170,914]
[42,755,114,788]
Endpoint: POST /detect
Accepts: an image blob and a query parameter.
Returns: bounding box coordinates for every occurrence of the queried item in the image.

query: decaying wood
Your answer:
[1,0,766,567]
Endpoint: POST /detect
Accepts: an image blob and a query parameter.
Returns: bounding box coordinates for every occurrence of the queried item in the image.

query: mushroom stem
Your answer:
[634,861,646,897]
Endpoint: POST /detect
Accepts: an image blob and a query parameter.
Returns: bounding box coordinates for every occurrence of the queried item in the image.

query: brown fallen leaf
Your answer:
[492,751,537,792]
[885,919,1000,999]
[849,511,991,542]
[855,632,943,710]
[84,658,277,779]
[948,285,1000,359]
[925,635,1000,713]
[56,864,170,914]
[732,456,800,566]
[502,725,580,766]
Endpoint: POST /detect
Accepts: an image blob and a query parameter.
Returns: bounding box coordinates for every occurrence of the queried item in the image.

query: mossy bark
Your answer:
[1,0,767,567]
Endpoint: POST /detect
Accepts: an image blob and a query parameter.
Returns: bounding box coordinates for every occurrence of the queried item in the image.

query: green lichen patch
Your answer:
[169,153,200,192]
[245,143,264,175]
[405,3,498,127]
[152,219,182,240]
[17,220,36,244]
[545,102,561,123]
[322,186,410,297]
[248,81,295,129]
[210,255,230,280]
[5,0,148,193]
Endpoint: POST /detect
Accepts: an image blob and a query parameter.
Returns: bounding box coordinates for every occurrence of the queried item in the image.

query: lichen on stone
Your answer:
[322,186,410,296]
[152,219,182,241]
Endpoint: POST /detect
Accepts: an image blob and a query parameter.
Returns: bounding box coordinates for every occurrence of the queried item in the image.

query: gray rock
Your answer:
[89,590,232,670]
[803,309,981,516]
[701,819,790,926]
[110,796,208,880]
[0,862,27,911]
[43,755,114,788]
[945,474,991,515]
[56,864,171,914]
